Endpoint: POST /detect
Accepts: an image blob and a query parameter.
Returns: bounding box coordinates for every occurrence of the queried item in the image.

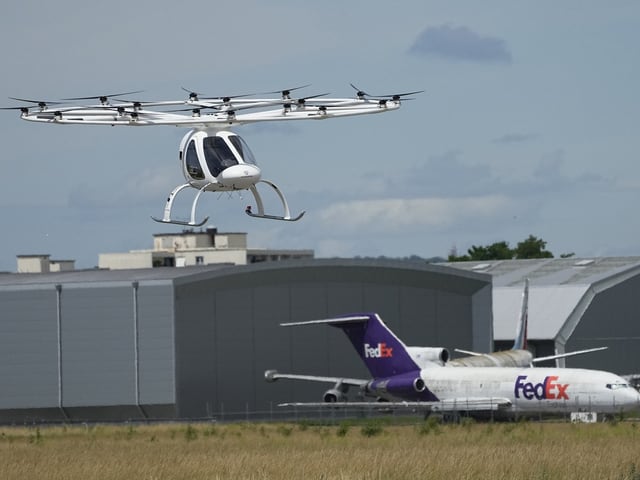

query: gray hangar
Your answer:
[0,259,492,423]
[444,257,640,375]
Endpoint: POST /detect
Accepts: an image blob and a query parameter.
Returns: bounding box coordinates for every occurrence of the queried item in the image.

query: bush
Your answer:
[360,421,384,437]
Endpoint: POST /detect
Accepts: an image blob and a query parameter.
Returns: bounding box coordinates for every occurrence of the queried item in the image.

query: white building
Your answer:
[16,254,75,273]
[98,227,313,269]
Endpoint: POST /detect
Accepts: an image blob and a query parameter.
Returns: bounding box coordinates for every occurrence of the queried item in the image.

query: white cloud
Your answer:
[319,195,511,233]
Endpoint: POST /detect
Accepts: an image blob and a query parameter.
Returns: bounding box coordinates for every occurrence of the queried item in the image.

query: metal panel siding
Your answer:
[137,284,175,405]
[252,286,292,411]
[174,283,216,418]
[435,290,472,351]
[0,288,58,409]
[398,286,438,346]
[470,284,493,353]
[212,288,253,416]
[566,276,640,374]
[286,284,341,403]
[326,283,368,377]
[61,286,135,406]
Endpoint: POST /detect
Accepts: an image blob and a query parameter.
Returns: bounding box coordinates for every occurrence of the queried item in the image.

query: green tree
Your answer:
[514,234,553,259]
[448,235,554,261]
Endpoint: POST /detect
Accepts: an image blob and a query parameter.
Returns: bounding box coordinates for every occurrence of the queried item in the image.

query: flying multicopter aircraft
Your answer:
[4,85,419,226]
[265,313,639,417]
[449,278,607,367]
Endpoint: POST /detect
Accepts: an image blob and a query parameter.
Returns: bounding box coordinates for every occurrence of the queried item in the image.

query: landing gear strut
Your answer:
[151,179,304,227]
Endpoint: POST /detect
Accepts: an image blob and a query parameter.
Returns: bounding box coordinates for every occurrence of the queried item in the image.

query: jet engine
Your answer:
[367,372,433,401]
[406,346,450,367]
[323,381,350,402]
[323,388,347,403]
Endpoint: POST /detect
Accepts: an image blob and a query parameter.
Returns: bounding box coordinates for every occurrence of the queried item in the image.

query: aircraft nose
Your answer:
[218,164,261,189]
[621,388,640,409]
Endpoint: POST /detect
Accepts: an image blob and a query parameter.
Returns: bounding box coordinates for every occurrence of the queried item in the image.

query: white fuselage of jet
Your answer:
[420,366,640,414]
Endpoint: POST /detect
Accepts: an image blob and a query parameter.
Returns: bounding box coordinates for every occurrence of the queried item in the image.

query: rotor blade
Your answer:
[60,90,144,101]
[0,105,33,113]
[8,97,63,106]
[262,84,311,98]
[294,92,330,106]
[349,85,424,99]
[349,83,372,98]
[182,86,264,102]
[375,90,425,98]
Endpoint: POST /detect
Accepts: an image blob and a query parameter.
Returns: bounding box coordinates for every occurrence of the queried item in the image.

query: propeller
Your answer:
[349,84,424,101]
[61,90,144,105]
[1,105,32,114]
[181,87,263,104]
[261,84,311,100]
[293,92,329,107]
[8,97,63,109]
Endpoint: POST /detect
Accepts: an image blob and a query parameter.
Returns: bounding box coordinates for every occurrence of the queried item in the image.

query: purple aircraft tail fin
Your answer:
[282,313,419,379]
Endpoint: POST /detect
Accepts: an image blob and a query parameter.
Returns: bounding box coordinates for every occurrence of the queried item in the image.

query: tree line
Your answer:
[448,234,565,261]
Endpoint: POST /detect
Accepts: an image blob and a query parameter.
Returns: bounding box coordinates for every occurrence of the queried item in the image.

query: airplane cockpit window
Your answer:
[606,383,630,390]
[229,135,257,165]
[185,140,204,179]
[203,136,238,177]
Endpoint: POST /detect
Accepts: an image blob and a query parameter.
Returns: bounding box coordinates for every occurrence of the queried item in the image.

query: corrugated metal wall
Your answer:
[0,261,491,422]
[0,280,176,422]
[566,274,640,374]
[172,262,491,419]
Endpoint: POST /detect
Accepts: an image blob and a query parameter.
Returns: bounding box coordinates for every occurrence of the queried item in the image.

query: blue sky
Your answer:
[1,1,639,271]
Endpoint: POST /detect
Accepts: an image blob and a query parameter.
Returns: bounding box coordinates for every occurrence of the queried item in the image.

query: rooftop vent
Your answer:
[574,259,595,267]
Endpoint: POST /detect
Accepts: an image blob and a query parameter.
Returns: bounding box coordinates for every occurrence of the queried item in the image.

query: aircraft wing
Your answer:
[454,348,485,357]
[279,397,512,412]
[531,346,608,364]
[264,369,368,388]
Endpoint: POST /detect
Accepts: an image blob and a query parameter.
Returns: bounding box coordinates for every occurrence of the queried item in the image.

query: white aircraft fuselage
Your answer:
[419,366,638,414]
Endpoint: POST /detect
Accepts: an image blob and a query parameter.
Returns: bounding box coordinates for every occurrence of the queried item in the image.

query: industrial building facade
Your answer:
[0,259,492,423]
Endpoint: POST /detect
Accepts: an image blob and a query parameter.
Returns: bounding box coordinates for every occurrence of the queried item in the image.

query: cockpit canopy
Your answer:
[180,130,257,181]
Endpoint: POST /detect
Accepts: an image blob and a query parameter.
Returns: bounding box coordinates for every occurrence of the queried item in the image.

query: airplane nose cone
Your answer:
[218,164,261,189]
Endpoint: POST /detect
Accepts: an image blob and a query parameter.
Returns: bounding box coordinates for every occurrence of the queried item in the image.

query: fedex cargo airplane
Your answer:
[265,313,640,417]
[449,278,607,367]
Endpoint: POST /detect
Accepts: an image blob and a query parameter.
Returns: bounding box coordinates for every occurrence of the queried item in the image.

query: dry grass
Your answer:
[1,420,639,479]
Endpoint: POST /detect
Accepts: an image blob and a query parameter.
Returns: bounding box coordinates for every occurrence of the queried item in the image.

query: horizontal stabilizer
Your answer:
[532,346,608,364]
[281,315,371,327]
[454,348,485,357]
[264,370,368,387]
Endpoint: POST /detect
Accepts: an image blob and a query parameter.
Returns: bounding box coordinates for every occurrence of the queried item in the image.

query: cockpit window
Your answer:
[185,140,204,179]
[606,383,630,390]
[229,135,257,165]
[203,136,238,177]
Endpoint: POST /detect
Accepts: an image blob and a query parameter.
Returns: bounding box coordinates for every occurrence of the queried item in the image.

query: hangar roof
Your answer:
[0,264,236,287]
[440,257,640,342]
[0,258,489,290]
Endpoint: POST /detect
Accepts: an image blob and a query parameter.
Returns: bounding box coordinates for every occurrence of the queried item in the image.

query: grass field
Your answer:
[1,419,639,479]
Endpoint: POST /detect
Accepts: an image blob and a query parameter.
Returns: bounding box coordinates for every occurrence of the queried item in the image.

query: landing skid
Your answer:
[245,181,305,222]
[151,183,211,227]
[245,209,305,222]
[152,179,304,226]
[151,215,210,227]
